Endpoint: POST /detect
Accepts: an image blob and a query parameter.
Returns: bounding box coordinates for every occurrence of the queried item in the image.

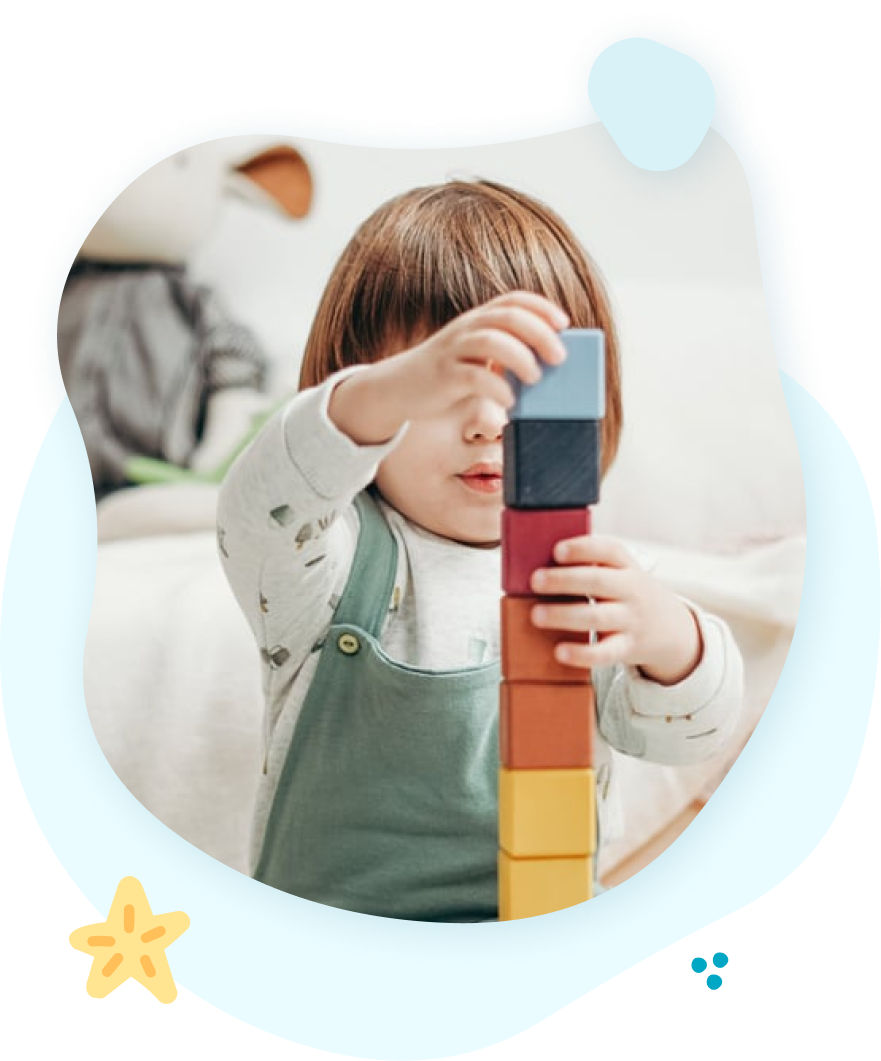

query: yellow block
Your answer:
[499,852,593,920]
[499,767,595,857]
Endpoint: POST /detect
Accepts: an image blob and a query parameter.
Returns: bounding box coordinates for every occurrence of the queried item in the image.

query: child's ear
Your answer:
[232,145,313,219]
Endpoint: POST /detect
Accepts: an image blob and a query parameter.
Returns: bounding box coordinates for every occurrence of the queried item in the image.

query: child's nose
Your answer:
[464,399,505,443]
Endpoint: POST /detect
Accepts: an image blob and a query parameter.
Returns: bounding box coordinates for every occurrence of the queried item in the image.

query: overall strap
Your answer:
[333,489,399,637]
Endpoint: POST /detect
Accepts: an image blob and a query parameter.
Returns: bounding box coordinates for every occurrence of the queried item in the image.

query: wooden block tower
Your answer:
[498,329,605,921]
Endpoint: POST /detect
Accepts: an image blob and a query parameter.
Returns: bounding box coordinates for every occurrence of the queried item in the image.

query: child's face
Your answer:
[375,395,506,547]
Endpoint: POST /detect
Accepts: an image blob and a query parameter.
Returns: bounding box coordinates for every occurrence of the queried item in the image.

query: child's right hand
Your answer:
[391,291,570,420]
[328,292,570,445]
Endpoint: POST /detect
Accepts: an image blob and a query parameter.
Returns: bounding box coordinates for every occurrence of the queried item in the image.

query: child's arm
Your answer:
[528,535,744,765]
[591,602,743,765]
[216,365,409,676]
[220,289,571,669]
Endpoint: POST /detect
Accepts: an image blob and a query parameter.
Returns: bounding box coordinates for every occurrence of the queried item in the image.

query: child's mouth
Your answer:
[457,464,503,494]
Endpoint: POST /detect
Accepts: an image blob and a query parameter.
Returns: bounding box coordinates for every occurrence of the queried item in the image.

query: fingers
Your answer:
[530,563,630,600]
[531,600,626,634]
[486,291,570,332]
[551,535,635,568]
[453,293,570,385]
[554,634,633,670]
[475,304,569,369]
[459,329,541,389]
[456,360,516,409]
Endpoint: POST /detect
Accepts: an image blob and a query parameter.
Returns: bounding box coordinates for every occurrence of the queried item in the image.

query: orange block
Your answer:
[500,681,595,769]
[499,852,592,920]
[501,595,591,684]
[499,767,596,857]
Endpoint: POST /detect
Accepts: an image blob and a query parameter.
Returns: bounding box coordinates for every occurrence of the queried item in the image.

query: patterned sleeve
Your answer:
[216,365,409,691]
[593,601,744,766]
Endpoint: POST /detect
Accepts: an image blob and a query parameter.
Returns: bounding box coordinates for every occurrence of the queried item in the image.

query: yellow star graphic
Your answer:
[69,877,190,1003]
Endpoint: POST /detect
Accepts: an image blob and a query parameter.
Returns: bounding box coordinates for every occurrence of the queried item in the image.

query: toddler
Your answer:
[217,178,744,922]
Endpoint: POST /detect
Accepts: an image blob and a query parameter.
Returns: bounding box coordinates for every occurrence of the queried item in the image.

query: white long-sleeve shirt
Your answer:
[217,366,744,872]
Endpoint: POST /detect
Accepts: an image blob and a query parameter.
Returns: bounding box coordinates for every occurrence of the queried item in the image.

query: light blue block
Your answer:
[508,329,605,420]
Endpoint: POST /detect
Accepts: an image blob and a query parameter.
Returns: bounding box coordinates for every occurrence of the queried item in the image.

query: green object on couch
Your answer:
[124,398,288,487]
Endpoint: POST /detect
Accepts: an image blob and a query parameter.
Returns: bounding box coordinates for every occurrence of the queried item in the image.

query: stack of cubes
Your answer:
[498,329,605,920]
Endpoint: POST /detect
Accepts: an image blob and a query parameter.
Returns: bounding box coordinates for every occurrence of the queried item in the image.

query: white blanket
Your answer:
[85,483,803,879]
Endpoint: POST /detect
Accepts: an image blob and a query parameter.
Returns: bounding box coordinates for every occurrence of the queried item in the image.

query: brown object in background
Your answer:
[237,145,313,219]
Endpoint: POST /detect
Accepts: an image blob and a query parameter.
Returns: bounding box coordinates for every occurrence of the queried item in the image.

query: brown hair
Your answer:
[299,178,622,472]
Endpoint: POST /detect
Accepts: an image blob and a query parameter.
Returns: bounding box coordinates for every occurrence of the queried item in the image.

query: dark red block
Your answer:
[502,507,592,596]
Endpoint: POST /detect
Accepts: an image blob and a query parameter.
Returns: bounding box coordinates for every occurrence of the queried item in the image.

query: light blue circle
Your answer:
[692,957,708,973]
[0,371,876,1058]
[707,974,723,990]
[713,951,729,968]
[588,38,715,170]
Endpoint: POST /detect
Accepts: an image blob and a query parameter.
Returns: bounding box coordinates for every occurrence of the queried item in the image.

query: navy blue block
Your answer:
[503,420,601,509]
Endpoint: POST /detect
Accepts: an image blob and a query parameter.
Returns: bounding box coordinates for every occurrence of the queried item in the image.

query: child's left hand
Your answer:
[529,535,704,685]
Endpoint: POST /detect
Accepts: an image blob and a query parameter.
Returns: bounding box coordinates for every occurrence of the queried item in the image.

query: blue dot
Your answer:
[713,952,729,968]
[691,957,707,973]
[707,975,723,990]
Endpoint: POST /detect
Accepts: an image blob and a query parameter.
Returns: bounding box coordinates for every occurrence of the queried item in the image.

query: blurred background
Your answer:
[66,128,806,887]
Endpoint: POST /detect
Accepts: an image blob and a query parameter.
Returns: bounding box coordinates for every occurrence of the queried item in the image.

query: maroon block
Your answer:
[502,507,592,596]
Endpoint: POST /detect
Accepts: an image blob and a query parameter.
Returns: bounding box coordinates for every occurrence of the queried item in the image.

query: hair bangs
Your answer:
[297,178,622,472]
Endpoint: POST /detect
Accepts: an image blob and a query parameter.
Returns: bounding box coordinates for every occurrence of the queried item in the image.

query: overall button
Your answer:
[337,633,361,655]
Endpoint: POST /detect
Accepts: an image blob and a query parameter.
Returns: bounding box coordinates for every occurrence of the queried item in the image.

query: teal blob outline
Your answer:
[29,13,827,426]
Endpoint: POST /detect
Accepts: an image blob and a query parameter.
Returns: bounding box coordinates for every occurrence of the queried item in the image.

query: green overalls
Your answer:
[254,489,502,922]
